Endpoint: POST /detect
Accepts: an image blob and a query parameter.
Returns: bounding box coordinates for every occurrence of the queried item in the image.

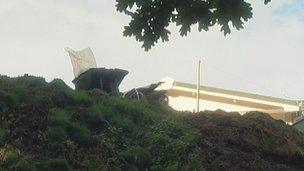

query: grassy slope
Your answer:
[0,75,304,170]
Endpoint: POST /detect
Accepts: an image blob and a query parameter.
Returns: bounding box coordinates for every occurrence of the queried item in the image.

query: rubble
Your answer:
[123,82,168,104]
[66,47,128,95]
[184,110,304,170]
[72,68,128,96]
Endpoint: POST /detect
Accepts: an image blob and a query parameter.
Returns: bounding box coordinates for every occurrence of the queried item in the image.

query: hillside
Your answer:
[0,75,304,170]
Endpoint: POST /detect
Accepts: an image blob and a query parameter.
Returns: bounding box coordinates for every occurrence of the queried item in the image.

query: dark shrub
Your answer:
[47,127,68,142]
[0,90,19,110]
[66,91,92,106]
[108,115,136,133]
[112,98,155,125]
[0,128,7,145]
[120,146,151,170]
[67,122,92,144]
[148,119,203,170]
[48,79,72,108]
[29,91,53,109]
[82,104,106,131]
[15,159,35,171]
[46,158,71,171]
[49,79,71,91]
[48,108,71,128]
[2,148,20,166]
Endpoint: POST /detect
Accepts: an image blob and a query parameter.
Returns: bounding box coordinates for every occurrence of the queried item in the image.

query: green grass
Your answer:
[0,75,205,170]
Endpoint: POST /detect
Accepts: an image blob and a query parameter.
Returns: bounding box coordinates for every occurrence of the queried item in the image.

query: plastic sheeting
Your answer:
[65,47,97,78]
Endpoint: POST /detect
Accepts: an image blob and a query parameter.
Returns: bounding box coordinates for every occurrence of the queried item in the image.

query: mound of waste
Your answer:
[0,74,304,170]
[184,111,304,170]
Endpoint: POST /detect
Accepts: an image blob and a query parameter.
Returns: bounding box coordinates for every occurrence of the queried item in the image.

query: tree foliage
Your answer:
[116,0,271,51]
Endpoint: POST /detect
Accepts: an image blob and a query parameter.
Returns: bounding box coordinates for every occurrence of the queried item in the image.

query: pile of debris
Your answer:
[66,47,167,102]
[184,110,304,170]
[123,82,168,104]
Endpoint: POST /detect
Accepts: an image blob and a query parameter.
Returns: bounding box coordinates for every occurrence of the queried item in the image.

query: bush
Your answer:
[112,98,155,125]
[48,108,93,144]
[12,75,47,89]
[10,84,28,103]
[48,108,71,128]
[29,91,53,109]
[0,90,19,110]
[88,103,136,133]
[47,127,68,142]
[67,122,93,144]
[82,104,106,131]
[66,91,92,106]
[3,148,20,166]
[0,75,206,170]
[147,119,203,170]
[49,79,71,91]
[15,159,35,171]
[120,146,151,170]
[0,129,6,145]
[47,79,72,108]
[35,159,72,171]
[108,115,137,133]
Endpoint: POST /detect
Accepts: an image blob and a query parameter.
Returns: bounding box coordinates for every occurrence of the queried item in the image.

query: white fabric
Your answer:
[65,47,97,78]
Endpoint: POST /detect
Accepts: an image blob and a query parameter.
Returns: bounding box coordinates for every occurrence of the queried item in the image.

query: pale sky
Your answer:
[0,0,303,99]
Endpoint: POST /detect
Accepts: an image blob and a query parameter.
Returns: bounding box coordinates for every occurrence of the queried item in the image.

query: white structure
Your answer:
[156,77,304,124]
[65,47,97,78]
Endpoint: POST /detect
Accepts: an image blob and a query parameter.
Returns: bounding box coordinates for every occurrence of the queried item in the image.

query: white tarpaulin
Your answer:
[65,47,97,78]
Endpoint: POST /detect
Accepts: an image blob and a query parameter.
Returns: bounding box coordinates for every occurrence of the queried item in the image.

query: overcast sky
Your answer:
[0,0,303,99]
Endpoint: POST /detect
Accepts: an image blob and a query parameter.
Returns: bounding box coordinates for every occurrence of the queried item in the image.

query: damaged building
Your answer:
[65,47,304,129]
[155,77,304,125]
[65,47,128,96]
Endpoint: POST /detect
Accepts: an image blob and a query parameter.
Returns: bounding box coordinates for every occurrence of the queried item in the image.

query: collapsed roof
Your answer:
[72,68,128,95]
[65,47,128,95]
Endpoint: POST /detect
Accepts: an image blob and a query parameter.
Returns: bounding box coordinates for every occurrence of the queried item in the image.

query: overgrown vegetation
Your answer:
[0,74,204,170]
[0,74,304,170]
